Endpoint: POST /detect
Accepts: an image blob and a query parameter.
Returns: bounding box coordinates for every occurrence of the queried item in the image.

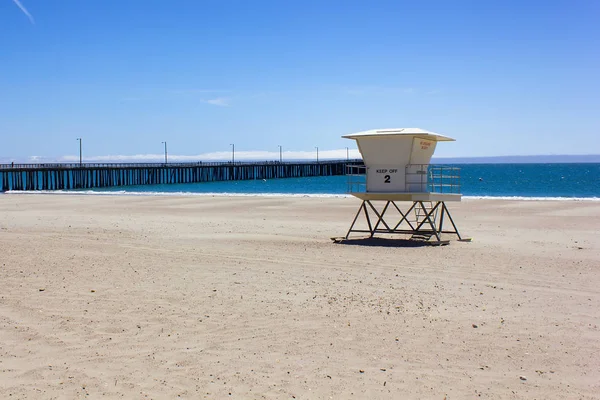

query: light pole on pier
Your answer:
[161,141,168,164]
[230,143,235,163]
[346,146,349,161]
[315,146,319,163]
[278,145,282,163]
[76,138,82,166]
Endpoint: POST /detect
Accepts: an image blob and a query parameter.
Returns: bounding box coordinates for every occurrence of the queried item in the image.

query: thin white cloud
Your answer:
[204,97,230,107]
[53,149,361,163]
[16,150,593,164]
[119,86,428,106]
[12,0,35,24]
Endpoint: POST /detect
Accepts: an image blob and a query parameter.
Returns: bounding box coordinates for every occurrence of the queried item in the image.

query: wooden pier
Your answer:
[0,160,360,192]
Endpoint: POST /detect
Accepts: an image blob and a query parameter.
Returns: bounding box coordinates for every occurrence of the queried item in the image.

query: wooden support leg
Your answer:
[367,200,392,235]
[438,201,446,233]
[441,202,463,240]
[345,200,366,239]
[364,201,373,236]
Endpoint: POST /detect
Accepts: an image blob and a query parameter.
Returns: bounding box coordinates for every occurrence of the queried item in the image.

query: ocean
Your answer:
[46,163,598,200]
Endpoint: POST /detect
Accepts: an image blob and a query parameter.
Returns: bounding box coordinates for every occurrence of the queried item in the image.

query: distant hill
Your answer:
[432,155,600,164]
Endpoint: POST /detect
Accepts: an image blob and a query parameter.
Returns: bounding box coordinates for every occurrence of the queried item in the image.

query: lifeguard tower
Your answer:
[341,128,468,245]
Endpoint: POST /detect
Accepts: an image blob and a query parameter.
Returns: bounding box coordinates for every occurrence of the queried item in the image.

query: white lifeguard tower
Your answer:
[341,128,468,244]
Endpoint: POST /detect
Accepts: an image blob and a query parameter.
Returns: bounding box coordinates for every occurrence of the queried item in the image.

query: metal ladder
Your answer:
[410,201,438,241]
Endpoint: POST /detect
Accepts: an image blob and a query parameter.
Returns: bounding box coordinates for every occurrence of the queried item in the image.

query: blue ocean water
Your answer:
[76,163,600,199]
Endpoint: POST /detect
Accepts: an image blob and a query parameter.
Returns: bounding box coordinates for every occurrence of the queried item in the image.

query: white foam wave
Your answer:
[3,190,353,199]
[463,195,600,201]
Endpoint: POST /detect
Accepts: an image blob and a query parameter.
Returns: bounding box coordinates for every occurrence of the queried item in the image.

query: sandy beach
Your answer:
[0,194,598,399]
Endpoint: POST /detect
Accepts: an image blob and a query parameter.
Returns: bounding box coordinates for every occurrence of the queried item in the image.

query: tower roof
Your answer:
[342,128,455,142]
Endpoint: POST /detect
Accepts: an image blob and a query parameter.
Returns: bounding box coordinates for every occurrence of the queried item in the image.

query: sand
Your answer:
[0,194,598,399]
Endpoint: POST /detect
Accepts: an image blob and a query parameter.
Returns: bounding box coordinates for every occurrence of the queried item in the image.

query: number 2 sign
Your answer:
[367,167,402,192]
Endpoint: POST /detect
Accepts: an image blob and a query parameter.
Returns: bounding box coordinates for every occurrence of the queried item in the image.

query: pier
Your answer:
[0,160,361,192]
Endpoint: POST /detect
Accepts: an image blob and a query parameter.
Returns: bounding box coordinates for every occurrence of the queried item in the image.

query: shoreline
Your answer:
[2,190,599,201]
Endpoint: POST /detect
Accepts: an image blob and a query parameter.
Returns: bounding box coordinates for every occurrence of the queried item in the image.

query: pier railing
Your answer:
[0,159,362,170]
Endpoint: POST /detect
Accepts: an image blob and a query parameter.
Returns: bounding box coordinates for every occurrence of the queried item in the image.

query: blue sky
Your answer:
[1,0,599,162]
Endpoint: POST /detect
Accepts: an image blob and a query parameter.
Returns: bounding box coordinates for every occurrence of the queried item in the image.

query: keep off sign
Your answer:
[375,168,399,184]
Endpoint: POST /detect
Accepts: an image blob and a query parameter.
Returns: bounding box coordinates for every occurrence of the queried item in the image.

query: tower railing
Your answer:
[406,164,461,194]
[346,164,367,193]
[346,164,461,194]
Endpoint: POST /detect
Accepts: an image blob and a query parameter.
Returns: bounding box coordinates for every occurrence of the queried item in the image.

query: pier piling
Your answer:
[0,160,361,192]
